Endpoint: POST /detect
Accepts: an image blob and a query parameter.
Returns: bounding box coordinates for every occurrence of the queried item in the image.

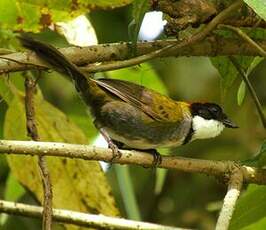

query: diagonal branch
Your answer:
[0,140,266,185]
[215,168,243,230]
[229,56,266,128]
[24,73,53,230]
[0,200,184,230]
[219,24,266,57]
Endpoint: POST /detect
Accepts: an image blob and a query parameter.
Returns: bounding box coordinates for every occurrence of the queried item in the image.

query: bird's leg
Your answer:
[110,140,125,149]
[145,149,162,168]
[96,126,122,162]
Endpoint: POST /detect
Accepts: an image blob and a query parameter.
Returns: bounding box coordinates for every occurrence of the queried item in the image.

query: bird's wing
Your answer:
[94,78,190,122]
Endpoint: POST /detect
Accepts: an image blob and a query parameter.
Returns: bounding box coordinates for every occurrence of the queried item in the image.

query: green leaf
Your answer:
[67,113,98,140]
[211,56,254,97]
[128,0,150,52]
[155,148,169,195]
[230,185,266,230]
[4,173,26,201]
[257,140,266,167]
[211,25,265,97]
[0,0,133,32]
[155,168,167,195]
[246,56,264,76]
[241,217,266,230]
[237,57,263,106]
[115,165,141,220]
[3,82,119,229]
[237,81,246,106]
[243,0,266,20]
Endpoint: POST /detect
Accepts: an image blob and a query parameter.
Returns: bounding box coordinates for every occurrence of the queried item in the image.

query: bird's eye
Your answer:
[210,106,220,114]
[199,109,212,119]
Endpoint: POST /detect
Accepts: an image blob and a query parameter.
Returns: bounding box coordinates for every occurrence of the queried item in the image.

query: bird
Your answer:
[19,35,238,166]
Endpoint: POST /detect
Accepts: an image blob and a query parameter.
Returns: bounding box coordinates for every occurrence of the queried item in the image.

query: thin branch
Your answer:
[0,200,185,230]
[24,73,53,230]
[224,18,266,28]
[215,168,243,230]
[229,56,266,128]
[83,43,175,73]
[0,140,266,185]
[0,37,266,74]
[219,24,266,57]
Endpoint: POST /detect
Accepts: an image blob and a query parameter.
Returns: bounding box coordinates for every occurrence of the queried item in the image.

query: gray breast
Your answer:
[98,101,192,149]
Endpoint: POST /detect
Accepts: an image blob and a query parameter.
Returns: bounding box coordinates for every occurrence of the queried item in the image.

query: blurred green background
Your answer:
[0,2,265,230]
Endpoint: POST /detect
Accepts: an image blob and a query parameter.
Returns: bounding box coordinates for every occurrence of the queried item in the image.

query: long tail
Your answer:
[18,35,108,115]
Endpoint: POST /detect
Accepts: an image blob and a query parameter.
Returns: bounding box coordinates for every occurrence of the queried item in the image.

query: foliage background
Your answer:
[0,0,265,229]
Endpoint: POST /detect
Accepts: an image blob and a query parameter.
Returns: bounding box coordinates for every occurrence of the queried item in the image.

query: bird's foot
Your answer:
[108,140,122,162]
[146,149,162,168]
[98,127,122,162]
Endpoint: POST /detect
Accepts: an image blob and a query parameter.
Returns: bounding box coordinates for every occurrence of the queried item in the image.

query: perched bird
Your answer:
[19,35,238,165]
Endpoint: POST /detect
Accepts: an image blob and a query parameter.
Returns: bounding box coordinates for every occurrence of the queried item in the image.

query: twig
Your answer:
[0,37,266,74]
[24,74,53,230]
[219,24,266,57]
[229,56,266,128]
[0,140,266,185]
[0,200,185,230]
[215,168,243,230]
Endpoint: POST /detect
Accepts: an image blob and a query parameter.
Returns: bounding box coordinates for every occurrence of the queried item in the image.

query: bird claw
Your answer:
[108,141,122,162]
[148,149,162,168]
[97,126,122,163]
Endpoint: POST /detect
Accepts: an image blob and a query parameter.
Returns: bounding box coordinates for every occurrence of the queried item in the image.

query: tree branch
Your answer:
[0,140,265,185]
[0,0,240,79]
[24,73,53,230]
[0,37,266,75]
[215,168,243,230]
[0,200,183,230]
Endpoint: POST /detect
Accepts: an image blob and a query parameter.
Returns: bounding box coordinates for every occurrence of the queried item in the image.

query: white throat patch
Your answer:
[192,115,225,140]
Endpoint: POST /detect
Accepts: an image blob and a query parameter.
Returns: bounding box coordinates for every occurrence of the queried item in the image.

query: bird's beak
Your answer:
[222,118,238,128]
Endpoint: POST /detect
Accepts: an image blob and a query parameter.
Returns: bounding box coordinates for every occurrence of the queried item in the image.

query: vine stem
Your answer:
[24,73,53,230]
[229,56,266,128]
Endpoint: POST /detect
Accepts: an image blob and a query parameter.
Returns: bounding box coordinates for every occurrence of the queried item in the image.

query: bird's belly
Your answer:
[98,101,191,150]
[105,128,185,150]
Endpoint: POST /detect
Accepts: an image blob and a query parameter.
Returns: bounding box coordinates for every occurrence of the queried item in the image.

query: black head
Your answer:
[190,103,238,128]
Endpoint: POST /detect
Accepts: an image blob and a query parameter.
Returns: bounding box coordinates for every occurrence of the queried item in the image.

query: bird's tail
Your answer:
[18,35,108,115]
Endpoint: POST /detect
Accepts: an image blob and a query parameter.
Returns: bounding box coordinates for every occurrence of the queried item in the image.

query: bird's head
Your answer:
[190,102,238,140]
